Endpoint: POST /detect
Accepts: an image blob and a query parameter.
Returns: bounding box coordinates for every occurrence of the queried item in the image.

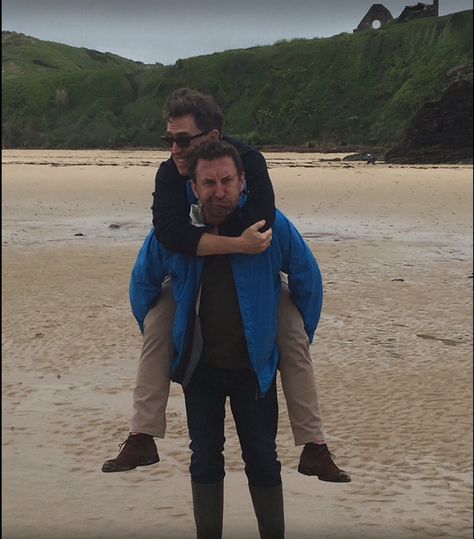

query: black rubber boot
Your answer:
[249,484,285,539]
[191,481,224,539]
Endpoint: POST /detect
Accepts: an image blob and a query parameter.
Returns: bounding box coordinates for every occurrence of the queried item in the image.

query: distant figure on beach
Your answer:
[366,153,376,165]
[129,140,326,538]
[102,88,350,485]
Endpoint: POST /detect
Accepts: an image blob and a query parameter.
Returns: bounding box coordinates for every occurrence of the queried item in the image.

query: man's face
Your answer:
[166,114,218,177]
[192,156,245,226]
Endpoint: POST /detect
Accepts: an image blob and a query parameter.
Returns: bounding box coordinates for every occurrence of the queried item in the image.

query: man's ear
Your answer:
[240,172,246,192]
[209,129,220,141]
[191,180,199,199]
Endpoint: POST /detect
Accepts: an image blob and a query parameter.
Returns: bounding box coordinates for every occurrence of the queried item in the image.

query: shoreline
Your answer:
[3,144,473,164]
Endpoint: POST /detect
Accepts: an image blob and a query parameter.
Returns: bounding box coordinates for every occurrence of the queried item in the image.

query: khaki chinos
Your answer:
[131,280,325,445]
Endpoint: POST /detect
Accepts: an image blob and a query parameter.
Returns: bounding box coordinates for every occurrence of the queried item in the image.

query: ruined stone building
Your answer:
[397,1,439,23]
[354,4,394,32]
[354,1,439,32]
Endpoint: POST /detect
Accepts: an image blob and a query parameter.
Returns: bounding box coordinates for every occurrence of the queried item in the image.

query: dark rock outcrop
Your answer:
[385,63,473,164]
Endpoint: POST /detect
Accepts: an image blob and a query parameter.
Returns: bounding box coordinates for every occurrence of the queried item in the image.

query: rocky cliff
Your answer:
[385,63,473,164]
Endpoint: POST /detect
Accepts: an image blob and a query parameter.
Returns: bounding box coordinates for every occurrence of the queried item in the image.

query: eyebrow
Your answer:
[166,131,193,136]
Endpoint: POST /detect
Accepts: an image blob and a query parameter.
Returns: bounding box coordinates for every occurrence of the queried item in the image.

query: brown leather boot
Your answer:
[298,443,351,482]
[101,433,159,472]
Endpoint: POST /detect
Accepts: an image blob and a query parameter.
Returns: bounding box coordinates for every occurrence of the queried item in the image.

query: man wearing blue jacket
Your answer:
[130,140,323,539]
[103,88,351,487]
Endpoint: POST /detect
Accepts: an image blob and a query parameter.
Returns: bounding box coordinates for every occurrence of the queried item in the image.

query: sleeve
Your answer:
[152,162,209,256]
[129,229,167,334]
[277,215,323,343]
[219,149,276,237]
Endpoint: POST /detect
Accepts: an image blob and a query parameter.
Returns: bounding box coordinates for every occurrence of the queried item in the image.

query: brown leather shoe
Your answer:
[101,433,159,472]
[298,443,351,482]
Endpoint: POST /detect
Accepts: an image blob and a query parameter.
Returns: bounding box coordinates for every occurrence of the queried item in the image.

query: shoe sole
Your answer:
[101,456,160,473]
[297,464,351,482]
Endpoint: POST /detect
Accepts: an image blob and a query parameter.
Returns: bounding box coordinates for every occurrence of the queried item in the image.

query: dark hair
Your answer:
[163,88,224,134]
[188,140,244,181]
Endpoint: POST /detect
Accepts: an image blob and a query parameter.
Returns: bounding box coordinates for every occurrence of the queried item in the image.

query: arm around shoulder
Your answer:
[152,162,206,256]
[196,220,272,256]
[240,150,276,231]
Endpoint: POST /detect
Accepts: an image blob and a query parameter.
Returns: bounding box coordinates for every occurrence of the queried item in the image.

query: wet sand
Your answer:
[2,150,473,539]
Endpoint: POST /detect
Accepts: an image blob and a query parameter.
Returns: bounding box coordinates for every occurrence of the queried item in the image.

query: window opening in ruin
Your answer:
[372,19,382,29]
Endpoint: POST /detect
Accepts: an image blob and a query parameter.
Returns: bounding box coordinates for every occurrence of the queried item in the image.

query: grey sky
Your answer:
[2,0,472,65]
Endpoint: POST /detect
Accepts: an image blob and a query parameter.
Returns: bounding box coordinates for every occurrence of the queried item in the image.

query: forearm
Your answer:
[195,232,246,256]
[152,147,275,257]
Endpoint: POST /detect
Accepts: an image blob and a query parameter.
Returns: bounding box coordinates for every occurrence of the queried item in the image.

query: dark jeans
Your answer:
[184,362,281,488]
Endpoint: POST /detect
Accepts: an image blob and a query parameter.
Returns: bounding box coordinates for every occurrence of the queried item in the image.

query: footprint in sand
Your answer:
[416,334,460,346]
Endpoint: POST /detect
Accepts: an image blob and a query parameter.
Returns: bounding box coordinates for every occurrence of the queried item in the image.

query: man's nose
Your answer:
[171,141,182,155]
[214,184,226,198]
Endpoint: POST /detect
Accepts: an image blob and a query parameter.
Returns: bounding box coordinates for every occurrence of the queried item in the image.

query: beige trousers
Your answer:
[131,281,325,445]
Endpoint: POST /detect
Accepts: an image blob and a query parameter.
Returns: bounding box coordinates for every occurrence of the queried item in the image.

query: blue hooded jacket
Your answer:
[129,209,323,396]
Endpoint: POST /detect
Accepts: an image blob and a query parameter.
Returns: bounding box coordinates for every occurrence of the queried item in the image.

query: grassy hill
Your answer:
[2,9,472,149]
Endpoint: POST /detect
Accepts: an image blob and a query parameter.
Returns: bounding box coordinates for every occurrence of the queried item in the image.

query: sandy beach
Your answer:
[2,149,473,539]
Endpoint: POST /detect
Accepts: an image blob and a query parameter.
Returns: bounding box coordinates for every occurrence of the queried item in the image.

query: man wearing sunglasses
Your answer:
[153,89,275,257]
[102,88,350,484]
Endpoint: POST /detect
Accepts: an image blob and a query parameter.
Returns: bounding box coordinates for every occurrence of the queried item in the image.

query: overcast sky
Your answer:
[2,0,472,65]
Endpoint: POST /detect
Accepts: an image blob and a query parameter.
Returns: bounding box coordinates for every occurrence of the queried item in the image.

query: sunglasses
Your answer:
[161,130,212,149]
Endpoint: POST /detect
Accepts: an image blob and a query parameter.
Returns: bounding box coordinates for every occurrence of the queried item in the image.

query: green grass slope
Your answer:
[2,31,156,147]
[2,31,142,78]
[2,10,472,148]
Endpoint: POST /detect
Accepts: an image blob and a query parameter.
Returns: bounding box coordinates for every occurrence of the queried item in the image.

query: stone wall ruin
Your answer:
[397,1,439,23]
[354,4,394,32]
[354,1,440,32]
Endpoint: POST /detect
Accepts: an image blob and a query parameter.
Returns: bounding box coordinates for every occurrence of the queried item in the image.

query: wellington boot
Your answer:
[191,481,224,539]
[249,484,285,539]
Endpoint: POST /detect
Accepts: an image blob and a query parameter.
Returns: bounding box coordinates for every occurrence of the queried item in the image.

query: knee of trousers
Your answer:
[241,443,281,487]
[189,435,225,462]
[143,283,176,332]
[141,293,176,355]
[277,286,308,343]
